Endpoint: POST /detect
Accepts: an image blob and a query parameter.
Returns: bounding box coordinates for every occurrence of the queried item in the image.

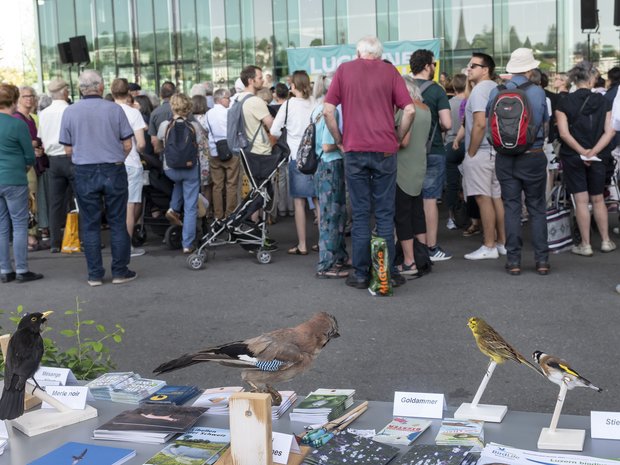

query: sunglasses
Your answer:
[467,63,486,69]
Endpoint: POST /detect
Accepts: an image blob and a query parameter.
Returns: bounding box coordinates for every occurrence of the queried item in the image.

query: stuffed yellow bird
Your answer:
[532,351,602,392]
[468,317,542,376]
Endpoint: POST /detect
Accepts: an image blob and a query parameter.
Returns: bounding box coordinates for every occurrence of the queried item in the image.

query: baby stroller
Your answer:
[186,148,288,270]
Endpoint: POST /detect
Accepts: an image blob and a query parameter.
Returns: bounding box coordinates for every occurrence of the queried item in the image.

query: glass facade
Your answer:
[36,0,620,95]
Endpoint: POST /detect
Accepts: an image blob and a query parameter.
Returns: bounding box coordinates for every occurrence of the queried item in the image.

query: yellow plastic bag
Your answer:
[61,211,81,253]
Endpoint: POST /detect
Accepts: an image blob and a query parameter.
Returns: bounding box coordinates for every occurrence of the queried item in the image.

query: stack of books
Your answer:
[272,391,297,420]
[372,417,433,445]
[144,426,230,465]
[27,442,136,465]
[289,388,355,425]
[92,405,207,444]
[109,377,167,404]
[191,386,244,415]
[435,418,485,451]
[305,431,399,465]
[145,385,201,406]
[86,372,139,401]
[394,444,473,465]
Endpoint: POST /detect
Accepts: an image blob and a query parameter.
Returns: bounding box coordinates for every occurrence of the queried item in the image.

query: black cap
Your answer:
[128,83,141,91]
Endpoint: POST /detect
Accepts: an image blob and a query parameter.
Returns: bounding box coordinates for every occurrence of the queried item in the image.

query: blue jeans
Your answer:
[165,166,200,248]
[74,163,130,281]
[0,185,29,274]
[344,152,397,279]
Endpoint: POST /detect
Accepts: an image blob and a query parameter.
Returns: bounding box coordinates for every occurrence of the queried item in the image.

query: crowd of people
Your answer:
[0,35,618,292]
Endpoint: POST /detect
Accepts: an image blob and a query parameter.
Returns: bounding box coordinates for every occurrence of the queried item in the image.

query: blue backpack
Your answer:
[163,118,198,169]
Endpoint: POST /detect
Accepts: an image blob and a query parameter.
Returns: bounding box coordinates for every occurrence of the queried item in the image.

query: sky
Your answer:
[0,0,36,70]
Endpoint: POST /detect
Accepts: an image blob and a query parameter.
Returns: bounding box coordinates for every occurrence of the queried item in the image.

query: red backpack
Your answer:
[487,81,538,155]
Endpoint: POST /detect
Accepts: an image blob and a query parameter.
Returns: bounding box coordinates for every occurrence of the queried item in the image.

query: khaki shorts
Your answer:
[462,146,501,198]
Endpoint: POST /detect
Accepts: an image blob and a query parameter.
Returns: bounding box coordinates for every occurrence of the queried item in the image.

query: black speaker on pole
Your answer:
[614,0,620,26]
[69,35,90,64]
[57,42,73,64]
[581,0,597,30]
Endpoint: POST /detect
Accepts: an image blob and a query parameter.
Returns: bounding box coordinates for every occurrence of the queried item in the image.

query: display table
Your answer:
[1,400,617,464]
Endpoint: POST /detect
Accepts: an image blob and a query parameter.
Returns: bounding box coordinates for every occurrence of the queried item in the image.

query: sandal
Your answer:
[287,246,308,255]
[311,244,319,252]
[536,262,551,276]
[505,263,521,276]
[463,224,481,237]
[28,242,50,252]
[316,268,349,279]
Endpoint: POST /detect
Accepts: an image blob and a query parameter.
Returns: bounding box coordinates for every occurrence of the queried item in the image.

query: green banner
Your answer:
[286,39,441,77]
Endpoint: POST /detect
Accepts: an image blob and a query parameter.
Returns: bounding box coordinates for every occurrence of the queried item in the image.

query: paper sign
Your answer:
[42,386,88,410]
[393,391,445,419]
[591,411,620,440]
[272,432,301,464]
[34,366,78,386]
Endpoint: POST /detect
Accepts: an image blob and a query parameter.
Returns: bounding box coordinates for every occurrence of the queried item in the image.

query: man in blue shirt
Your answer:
[489,48,550,276]
[59,70,136,286]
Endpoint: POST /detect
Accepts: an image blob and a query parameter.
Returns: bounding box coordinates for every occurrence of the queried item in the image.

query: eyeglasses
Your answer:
[21,94,35,98]
[430,62,437,67]
[467,63,486,69]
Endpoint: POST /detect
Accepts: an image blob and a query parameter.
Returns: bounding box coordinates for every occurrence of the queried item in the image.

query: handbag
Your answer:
[205,113,233,162]
[546,184,573,253]
[271,101,291,160]
[61,210,81,253]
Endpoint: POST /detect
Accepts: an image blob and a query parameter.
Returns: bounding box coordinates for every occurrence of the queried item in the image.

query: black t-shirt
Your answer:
[556,88,613,158]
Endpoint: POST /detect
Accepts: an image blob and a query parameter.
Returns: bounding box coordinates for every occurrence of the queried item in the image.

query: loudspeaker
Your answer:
[69,35,90,64]
[614,0,620,26]
[57,42,73,64]
[580,0,597,30]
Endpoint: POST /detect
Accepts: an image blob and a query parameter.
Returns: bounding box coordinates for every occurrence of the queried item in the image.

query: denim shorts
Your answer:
[289,159,316,198]
[422,153,446,199]
[126,165,144,203]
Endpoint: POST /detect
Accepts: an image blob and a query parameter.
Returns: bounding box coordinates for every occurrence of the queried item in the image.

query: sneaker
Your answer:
[446,218,458,230]
[112,270,138,284]
[87,279,103,287]
[345,274,369,289]
[391,273,406,288]
[165,208,183,226]
[613,227,619,235]
[429,245,452,262]
[131,246,146,257]
[601,240,616,253]
[183,247,195,254]
[496,243,507,256]
[0,271,16,283]
[400,262,418,276]
[571,244,593,256]
[465,245,499,260]
[16,271,44,282]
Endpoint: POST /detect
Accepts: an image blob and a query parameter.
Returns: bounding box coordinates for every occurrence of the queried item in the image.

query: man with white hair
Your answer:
[324,36,415,290]
[38,78,72,253]
[59,69,136,286]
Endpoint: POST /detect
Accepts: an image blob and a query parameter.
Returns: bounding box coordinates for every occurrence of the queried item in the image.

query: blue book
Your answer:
[145,385,201,405]
[28,441,136,465]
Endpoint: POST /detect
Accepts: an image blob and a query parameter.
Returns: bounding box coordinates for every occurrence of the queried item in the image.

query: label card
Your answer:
[591,411,620,440]
[393,391,445,419]
[42,386,88,410]
[34,367,78,386]
[272,432,301,464]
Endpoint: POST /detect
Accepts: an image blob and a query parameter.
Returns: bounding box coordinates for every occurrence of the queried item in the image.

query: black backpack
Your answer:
[296,110,322,175]
[163,118,198,169]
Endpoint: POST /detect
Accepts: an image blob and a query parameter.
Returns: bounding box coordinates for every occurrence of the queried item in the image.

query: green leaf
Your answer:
[113,335,122,343]
[65,310,75,315]
[60,329,76,337]
[92,341,104,352]
[82,320,95,325]
[96,325,106,333]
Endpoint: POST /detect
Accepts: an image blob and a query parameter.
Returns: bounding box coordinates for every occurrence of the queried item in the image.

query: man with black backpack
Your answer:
[488,48,550,276]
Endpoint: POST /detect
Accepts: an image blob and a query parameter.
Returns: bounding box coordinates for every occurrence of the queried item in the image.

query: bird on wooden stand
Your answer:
[0,311,53,420]
[153,312,340,405]
[467,317,543,376]
[533,351,603,392]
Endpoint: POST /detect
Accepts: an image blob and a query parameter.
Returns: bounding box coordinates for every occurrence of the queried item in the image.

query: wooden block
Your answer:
[229,393,272,465]
[215,445,311,465]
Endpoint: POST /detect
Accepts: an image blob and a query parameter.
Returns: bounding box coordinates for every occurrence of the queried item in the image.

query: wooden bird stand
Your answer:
[537,379,585,451]
[454,360,508,422]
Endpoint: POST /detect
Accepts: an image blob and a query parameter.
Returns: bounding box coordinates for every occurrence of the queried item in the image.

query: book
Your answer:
[289,388,354,424]
[86,372,138,401]
[109,376,167,404]
[435,418,485,451]
[27,441,136,465]
[93,405,207,444]
[393,444,473,465]
[145,385,201,406]
[191,386,244,415]
[372,417,433,445]
[304,431,399,465]
[478,443,619,465]
[144,426,231,465]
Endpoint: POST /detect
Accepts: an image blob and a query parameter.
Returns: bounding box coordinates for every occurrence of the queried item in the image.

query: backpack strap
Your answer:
[239,94,263,152]
[418,80,436,94]
[516,81,534,91]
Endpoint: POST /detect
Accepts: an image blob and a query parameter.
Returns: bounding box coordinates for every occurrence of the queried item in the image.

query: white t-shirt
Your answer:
[612,91,620,132]
[119,103,147,168]
[38,99,69,156]
[270,97,315,160]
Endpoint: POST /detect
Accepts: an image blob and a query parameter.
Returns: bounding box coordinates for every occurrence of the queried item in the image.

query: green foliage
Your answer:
[0,299,125,380]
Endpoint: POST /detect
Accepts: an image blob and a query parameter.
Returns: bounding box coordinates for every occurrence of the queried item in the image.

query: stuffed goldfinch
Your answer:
[532,351,603,392]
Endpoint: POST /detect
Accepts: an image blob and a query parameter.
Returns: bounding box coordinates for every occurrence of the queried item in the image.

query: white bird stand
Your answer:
[454,361,508,422]
[9,381,97,437]
[537,379,585,451]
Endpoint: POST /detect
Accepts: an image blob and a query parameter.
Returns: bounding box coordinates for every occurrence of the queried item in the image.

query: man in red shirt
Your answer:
[324,36,415,289]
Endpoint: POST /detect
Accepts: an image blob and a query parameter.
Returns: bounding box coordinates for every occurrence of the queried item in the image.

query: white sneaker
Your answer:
[601,240,616,253]
[465,245,499,260]
[446,218,458,230]
[496,243,507,256]
[131,246,146,257]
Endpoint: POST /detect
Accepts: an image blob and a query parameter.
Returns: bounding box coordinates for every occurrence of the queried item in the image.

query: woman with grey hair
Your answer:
[556,61,616,256]
[312,74,349,278]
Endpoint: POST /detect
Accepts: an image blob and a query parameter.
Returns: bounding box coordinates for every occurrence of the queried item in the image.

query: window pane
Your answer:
[154,0,174,63]
[273,0,288,77]
[299,0,323,47]
[225,0,242,86]
[211,0,227,85]
[179,0,198,90]
[38,0,59,82]
[57,0,76,41]
[347,0,376,44]
[96,0,116,76]
[241,0,256,65]
[196,1,213,83]
[113,0,133,65]
[253,0,274,77]
[136,0,156,67]
[398,0,433,41]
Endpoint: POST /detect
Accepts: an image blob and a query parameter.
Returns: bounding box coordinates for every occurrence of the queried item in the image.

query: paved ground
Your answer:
[1,209,619,417]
